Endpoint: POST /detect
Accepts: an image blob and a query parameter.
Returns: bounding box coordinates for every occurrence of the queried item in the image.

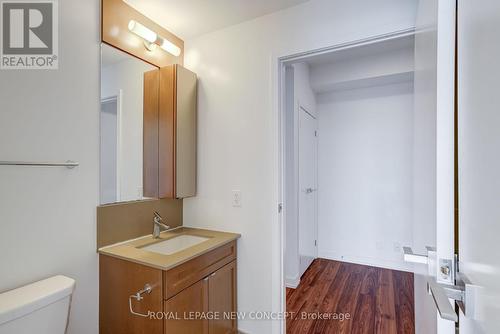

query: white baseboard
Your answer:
[318,251,414,273]
[285,274,300,288]
[299,255,314,278]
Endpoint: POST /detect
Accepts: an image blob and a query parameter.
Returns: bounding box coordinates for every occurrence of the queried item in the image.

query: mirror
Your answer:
[100,43,157,204]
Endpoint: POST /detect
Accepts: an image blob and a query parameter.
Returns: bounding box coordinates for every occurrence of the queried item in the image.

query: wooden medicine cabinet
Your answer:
[143,64,197,199]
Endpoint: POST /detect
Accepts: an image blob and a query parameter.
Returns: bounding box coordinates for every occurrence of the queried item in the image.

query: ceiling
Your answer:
[124,0,310,40]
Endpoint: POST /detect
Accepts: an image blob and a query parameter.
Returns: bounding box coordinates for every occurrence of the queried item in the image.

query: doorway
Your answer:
[279,29,421,334]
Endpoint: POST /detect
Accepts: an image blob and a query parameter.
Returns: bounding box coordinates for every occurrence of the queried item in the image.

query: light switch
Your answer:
[232,190,242,207]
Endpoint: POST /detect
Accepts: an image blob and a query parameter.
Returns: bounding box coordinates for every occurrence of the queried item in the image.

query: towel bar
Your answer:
[0,161,79,168]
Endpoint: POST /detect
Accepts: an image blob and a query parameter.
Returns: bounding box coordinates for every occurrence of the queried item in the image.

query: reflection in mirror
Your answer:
[100,43,157,204]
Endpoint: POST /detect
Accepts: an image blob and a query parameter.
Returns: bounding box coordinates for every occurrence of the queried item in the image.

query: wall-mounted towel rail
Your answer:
[0,161,79,169]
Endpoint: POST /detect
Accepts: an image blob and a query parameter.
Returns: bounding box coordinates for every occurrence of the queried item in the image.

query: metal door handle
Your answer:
[427,279,461,322]
[303,188,316,194]
[402,246,435,264]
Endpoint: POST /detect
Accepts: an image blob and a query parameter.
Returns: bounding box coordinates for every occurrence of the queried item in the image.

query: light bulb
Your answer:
[159,37,181,57]
[128,20,157,43]
[128,20,181,57]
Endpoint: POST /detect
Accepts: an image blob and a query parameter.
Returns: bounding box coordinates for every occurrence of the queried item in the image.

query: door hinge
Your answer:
[314,130,318,137]
[278,203,283,213]
[314,240,317,247]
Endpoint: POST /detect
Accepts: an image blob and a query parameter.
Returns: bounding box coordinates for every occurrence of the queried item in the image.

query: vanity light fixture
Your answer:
[128,20,181,57]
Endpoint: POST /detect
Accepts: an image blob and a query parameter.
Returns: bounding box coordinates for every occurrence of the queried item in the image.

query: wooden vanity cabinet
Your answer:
[99,255,164,334]
[143,64,197,200]
[99,241,237,334]
[208,261,237,334]
[164,278,209,334]
[164,261,236,334]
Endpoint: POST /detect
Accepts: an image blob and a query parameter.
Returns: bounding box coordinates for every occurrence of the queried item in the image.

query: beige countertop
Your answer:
[98,227,240,271]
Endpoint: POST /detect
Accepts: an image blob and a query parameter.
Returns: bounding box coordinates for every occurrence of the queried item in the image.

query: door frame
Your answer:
[273,28,416,334]
[100,89,123,203]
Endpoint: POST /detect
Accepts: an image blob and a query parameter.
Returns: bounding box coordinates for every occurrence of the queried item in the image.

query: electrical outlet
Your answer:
[232,190,242,207]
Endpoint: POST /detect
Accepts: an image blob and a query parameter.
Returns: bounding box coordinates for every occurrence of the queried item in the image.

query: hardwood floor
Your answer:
[286,259,415,334]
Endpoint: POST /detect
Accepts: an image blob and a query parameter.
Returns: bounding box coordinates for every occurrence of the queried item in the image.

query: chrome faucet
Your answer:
[152,211,170,239]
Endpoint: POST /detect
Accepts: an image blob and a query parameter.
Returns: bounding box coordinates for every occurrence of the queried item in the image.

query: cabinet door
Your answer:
[175,65,197,198]
[208,261,237,334]
[143,68,160,198]
[99,255,163,334]
[164,278,209,334]
[158,65,176,199]
[158,64,197,199]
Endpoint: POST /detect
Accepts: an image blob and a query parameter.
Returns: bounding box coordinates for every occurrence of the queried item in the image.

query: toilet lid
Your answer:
[0,275,75,325]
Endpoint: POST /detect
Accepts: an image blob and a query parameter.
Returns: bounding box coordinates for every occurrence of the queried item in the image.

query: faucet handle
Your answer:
[152,211,170,238]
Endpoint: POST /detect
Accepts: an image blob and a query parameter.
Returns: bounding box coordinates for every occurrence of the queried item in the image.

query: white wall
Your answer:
[101,57,155,203]
[0,1,100,334]
[316,81,414,271]
[308,38,416,273]
[309,44,414,93]
[292,63,316,117]
[183,0,417,332]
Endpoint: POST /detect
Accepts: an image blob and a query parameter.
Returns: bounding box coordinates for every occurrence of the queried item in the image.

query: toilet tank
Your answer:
[0,275,75,334]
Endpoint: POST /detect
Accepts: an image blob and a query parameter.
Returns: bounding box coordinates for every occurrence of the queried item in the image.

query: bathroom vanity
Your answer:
[99,228,239,334]
[98,3,240,333]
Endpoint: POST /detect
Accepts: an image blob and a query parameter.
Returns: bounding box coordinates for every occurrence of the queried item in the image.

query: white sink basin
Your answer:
[141,235,210,255]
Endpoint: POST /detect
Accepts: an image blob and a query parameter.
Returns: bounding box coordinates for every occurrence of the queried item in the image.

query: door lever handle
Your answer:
[427,279,462,322]
[402,246,435,264]
[427,273,479,322]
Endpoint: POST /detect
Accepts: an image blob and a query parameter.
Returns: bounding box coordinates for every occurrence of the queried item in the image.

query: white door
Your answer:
[457,1,500,333]
[298,105,318,276]
[413,0,456,333]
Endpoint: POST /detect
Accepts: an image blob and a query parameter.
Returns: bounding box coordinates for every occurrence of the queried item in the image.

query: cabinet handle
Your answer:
[129,284,152,318]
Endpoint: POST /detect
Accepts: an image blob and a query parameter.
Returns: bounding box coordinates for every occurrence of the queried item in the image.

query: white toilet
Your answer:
[0,275,75,334]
